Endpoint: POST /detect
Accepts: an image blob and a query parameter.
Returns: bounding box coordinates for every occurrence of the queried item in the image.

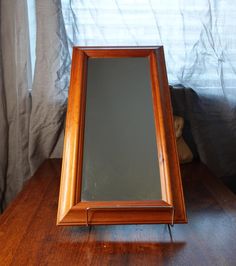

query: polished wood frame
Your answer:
[57,46,187,226]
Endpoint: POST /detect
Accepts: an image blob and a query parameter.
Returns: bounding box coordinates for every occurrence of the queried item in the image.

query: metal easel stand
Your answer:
[167,207,175,241]
[85,206,175,241]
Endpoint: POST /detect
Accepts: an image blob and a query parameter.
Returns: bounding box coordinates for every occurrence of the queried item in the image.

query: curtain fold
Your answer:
[0,2,7,211]
[28,0,69,174]
[0,0,69,209]
[0,0,32,209]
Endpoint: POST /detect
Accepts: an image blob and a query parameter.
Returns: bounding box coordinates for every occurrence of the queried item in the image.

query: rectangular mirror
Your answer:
[57,47,187,226]
[82,57,161,202]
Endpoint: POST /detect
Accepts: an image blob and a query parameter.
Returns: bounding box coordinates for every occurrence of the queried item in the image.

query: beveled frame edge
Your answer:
[57,46,187,225]
[150,48,187,223]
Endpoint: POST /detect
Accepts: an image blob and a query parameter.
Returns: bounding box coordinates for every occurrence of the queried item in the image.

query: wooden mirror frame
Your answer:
[57,46,187,226]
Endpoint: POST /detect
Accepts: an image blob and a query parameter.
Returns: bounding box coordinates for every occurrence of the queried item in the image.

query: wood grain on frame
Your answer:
[57,46,187,225]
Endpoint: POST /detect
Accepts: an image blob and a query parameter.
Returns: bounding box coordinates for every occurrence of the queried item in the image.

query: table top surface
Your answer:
[1,159,236,266]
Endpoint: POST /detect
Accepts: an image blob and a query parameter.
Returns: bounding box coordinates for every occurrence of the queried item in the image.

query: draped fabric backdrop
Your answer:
[0,0,69,210]
[0,0,32,211]
[0,0,236,210]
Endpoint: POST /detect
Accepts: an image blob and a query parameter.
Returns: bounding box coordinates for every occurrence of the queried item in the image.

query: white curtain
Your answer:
[61,0,236,94]
[28,1,69,174]
[61,0,236,178]
[0,0,236,209]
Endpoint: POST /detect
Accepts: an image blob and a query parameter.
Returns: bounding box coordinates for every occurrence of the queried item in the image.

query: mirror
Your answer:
[57,47,187,226]
[82,57,161,201]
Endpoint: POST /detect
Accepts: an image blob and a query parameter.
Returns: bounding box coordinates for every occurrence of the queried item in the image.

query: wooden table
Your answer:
[1,159,236,266]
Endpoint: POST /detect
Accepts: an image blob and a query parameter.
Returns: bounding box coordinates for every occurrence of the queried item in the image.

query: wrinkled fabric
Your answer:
[0,3,7,211]
[0,0,32,209]
[0,0,69,209]
[28,0,69,174]
[171,86,236,177]
[61,0,236,177]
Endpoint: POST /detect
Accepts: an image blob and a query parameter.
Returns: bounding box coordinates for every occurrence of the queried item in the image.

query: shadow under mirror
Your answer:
[65,224,186,244]
[81,57,161,201]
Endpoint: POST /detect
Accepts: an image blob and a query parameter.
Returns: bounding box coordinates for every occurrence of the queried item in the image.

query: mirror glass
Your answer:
[81,57,161,201]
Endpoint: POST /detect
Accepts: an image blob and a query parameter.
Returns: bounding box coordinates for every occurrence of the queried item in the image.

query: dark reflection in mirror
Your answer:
[81,57,161,201]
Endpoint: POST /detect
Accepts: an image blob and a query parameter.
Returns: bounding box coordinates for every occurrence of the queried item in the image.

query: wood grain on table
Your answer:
[0,159,236,266]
